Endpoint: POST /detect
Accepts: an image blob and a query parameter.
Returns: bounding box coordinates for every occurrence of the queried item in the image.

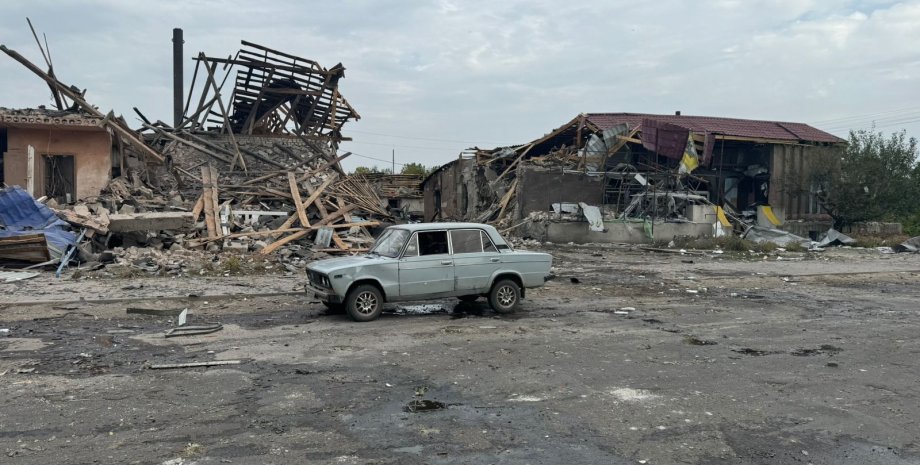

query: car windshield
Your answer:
[369,228,410,258]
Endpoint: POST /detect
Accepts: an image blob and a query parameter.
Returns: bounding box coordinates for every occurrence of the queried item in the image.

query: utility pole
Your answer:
[392,148,395,174]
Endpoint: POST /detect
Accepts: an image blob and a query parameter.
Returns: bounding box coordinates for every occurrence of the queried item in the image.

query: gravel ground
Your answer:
[1,244,919,464]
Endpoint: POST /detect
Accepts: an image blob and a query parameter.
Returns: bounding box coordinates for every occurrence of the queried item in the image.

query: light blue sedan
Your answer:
[305,223,553,322]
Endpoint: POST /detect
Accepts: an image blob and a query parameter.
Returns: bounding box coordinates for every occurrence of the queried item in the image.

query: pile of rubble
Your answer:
[0,30,391,274]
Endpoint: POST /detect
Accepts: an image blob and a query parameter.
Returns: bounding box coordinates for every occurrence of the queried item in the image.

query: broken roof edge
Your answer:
[585,112,847,145]
[0,106,105,128]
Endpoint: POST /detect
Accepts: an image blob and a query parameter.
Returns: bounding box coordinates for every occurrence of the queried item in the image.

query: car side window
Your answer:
[403,234,419,257]
[418,231,449,256]
[481,231,499,253]
[450,229,483,254]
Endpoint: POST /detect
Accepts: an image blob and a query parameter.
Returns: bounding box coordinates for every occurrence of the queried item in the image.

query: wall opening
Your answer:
[460,183,468,215]
[434,189,442,220]
[0,128,7,184]
[44,154,76,203]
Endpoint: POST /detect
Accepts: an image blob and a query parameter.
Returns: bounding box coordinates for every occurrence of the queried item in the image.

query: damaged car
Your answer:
[305,223,553,322]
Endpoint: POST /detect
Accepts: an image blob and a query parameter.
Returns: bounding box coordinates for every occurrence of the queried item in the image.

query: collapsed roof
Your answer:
[187,41,360,142]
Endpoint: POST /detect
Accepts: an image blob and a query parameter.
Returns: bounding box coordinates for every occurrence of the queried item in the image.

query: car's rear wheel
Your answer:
[345,285,383,322]
[488,279,520,314]
[458,295,480,302]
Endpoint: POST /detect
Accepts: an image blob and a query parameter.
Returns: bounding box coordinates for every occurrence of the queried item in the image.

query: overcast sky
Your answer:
[2,0,919,172]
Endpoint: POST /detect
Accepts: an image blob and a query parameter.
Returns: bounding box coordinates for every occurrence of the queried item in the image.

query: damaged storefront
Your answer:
[423,112,846,243]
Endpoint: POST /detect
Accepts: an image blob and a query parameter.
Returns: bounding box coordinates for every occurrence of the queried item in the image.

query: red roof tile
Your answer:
[586,113,845,144]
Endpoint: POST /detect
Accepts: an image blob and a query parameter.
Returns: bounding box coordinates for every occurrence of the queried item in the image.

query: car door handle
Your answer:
[490,258,500,263]
[441,260,453,265]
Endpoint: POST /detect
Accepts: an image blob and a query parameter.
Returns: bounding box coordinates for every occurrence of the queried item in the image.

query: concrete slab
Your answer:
[107,212,193,233]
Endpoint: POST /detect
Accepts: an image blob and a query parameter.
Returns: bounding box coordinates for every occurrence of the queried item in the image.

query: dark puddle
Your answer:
[404,400,446,413]
[791,344,842,356]
[732,347,779,356]
[685,335,718,346]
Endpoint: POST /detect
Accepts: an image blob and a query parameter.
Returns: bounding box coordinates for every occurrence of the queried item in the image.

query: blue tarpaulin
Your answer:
[0,186,77,260]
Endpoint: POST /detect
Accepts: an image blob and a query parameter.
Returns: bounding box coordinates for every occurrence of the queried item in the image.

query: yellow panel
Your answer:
[762,205,781,226]
[715,206,731,227]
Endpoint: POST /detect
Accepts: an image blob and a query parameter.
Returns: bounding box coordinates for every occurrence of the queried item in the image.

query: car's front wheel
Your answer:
[345,285,383,322]
[488,279,520,314]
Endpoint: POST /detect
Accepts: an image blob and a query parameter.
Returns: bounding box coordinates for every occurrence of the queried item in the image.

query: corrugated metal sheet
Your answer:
[640,119,690,159]
[586,113,845,144]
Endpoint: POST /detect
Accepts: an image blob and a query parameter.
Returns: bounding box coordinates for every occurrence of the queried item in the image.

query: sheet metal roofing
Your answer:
[586,113,845,144]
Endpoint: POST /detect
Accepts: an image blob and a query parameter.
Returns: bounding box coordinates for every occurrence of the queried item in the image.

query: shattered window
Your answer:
[451,229,483,254]
[370,228,410,258]
[481,231,498,253]
[403,234,419,257]
[418,231,449,256]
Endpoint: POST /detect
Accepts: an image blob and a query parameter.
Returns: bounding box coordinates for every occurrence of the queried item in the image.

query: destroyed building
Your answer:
[359,173,424,220]
[0,107,113,202]
[1,26,390,272]
[423,112,846,243]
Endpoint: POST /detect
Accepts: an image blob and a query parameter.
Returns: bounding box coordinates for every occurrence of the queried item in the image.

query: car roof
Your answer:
[387,222,498,233]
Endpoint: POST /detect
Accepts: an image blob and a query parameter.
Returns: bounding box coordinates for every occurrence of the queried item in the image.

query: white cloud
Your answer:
[1,0,918,171]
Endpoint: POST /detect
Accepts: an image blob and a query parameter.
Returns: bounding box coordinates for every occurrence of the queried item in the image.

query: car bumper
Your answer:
[305,282,342,303]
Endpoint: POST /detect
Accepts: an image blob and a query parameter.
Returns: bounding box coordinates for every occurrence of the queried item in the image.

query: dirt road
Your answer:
[2,245,919,464]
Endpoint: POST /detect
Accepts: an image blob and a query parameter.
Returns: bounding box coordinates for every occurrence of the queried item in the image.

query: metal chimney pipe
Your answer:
[172,28,184,127]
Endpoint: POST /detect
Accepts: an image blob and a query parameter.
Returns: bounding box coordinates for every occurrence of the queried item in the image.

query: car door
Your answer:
[450,229,501,292]
[398,230,455,297]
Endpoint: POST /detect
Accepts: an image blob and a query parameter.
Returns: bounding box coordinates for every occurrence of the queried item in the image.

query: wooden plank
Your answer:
[200,166,217,238]
[144,124,233,164]
[331,233,349,250]
[258,230,309,255]
[200,55,246,172]
[149,360,241,370]
[0,45,166,163]
[495,178,519,222]
[494,143,535,184]
[258,205,356,256]
[273,176,337,235]
[190,195,204,222]
[288,172,311,227]
[296,152,351,183]
[209,166,222,238]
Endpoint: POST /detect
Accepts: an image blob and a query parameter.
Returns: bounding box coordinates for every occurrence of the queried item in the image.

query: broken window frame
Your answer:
[450,229,484,254]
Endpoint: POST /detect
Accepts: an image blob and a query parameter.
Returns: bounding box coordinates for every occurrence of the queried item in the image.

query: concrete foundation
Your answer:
[523,220,714,244]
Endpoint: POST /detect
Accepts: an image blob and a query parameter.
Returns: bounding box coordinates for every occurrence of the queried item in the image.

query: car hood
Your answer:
[306,254,393,274]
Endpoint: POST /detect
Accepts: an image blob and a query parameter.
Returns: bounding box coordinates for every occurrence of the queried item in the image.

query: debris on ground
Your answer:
[1,35,396,275]
[148,360,241,370]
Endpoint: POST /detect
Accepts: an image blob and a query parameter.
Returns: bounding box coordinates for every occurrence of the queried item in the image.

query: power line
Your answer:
[811,106,920,125]
[344,150,408,167]
[345,140,463,151]
[821,113,920,132]
[345,128,507,145]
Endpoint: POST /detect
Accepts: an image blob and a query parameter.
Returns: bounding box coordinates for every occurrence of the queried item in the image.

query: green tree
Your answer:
[400,162,430,176]
[351,165,393,175]
[811,129,919,229]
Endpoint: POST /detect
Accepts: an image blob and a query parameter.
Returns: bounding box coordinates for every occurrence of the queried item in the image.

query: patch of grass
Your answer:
[784,242,806,252]
[667,235,768,252]
[221,255,242,273]
[180,443,205,458]
[851,234,909,248]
